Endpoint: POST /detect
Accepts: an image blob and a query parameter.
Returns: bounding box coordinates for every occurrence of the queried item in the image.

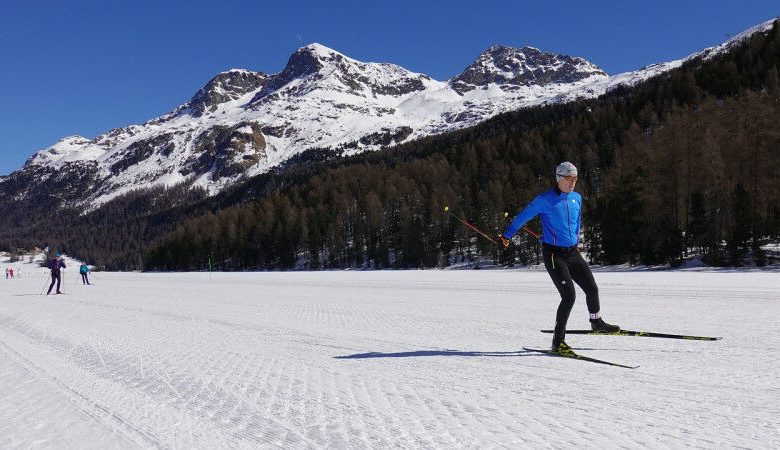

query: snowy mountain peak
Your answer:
[451,45,607,93]
[298,42,350,62]
[250,42,430,104]
[284,44,334,75]
[265,44,352,87]
[246,44,336,102]
[184,69,269,117]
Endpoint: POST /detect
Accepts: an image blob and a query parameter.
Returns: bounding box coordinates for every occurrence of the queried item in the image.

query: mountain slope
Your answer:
[2,43,616,208]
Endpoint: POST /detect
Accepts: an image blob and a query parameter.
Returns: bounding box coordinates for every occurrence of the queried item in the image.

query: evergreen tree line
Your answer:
[0,182,208,270]
[145,21,780,270]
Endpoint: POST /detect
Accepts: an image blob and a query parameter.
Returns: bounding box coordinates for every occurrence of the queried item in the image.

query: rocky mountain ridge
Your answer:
[3,18,775,210]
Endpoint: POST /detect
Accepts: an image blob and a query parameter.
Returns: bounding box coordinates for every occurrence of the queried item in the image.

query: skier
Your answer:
[499,162,620,355]
[79,263,91,285]
[9,267,13,279]
[46,253,66,295]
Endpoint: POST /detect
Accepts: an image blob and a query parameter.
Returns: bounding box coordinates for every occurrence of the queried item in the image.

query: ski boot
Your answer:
[590,317,620,332]
[551,340,575,356]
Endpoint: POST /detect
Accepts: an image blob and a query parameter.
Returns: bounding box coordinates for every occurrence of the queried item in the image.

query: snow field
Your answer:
[0,267,778,448]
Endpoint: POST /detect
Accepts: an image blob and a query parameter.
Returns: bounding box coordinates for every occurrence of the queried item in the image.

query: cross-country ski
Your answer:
[540,329,722,341]
[523,347,639,369]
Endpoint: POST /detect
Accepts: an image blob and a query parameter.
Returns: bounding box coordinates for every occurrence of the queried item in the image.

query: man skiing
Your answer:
[499,162,620,355]
[46,253,66,295]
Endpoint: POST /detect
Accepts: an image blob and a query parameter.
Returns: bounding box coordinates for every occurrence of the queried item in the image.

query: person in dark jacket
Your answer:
[47,253,66,295]
[499,162,620,355]
[79,263,91,285]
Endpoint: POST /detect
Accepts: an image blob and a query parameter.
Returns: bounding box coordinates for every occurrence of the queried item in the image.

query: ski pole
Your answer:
[443,206,502,246]
[39,273,50,295]
[520,224,540,239]
[443,206,540,245]
[499,208,540,239]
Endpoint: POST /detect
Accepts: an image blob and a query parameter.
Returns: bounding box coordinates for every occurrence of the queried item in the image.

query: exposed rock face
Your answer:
[0,160,100,205]
[186,70,269,117]
[451,46,607,94]
[359,127,413,147]
[185,123,267,180]
[109,134,177,175]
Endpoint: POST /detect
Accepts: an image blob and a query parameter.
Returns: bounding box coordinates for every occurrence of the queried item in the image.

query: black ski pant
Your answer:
[47,271,62,294]
[542,244,600,345]
[81,273,90,284]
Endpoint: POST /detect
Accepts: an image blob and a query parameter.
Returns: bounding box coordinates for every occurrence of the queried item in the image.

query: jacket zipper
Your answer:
[564,194,572,245]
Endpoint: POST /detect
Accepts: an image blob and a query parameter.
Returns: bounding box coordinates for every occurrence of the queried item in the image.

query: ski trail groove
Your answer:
[0,335,163,448]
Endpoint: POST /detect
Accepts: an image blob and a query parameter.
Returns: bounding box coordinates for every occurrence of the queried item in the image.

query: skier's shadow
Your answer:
[335,349,535,359]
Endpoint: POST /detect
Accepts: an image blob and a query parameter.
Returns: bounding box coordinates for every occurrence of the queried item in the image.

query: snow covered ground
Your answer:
[1,259,778,448]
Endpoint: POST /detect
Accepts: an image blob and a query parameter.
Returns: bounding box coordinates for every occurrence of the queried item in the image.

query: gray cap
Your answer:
[555,161,578,182]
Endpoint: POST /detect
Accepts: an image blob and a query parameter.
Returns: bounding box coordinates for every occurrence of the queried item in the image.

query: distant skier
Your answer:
[499,162,620,355]
[46,253,66,295]
[4,267,8,279]
[9,267,13,279]
[79,263,91,285]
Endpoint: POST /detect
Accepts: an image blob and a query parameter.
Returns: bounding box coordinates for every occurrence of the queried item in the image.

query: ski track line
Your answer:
[0,334,162,448]
[0,312,323,448]
[93,298,516,446]
[56,296,379,357]
[327,342,553,447]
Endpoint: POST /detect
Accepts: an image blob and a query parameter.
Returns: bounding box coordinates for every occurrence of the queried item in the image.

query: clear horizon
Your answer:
[0,0,777,175]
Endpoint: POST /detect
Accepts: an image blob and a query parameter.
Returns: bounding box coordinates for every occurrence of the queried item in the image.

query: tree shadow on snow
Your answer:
[334,349,537,359]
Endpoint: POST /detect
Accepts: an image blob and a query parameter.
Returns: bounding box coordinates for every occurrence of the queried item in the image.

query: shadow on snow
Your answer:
[334,349,536,359]
[335,347,694,359]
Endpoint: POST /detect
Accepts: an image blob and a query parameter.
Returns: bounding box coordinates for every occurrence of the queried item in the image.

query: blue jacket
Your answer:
[502,188,582,247]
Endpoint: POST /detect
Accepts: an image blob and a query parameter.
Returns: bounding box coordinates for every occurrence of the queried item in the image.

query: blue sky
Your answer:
[0,0,777,175]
